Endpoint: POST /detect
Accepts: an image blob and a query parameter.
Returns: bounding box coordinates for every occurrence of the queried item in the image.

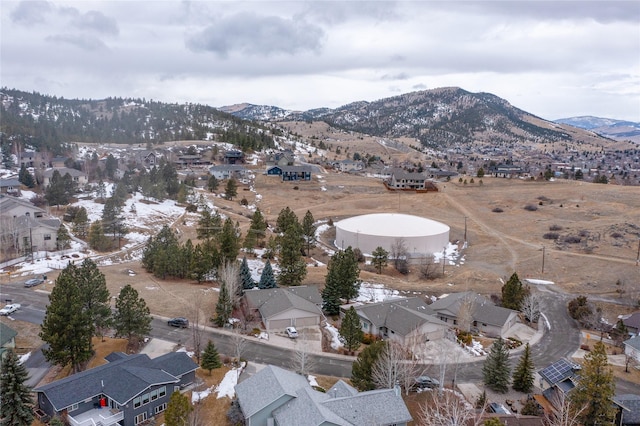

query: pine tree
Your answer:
[512,343,534,393]
[321,280,342,316]
[0,349,34,426]
[259,260,277,289]
[88,220,109,251]
[218,217,240,263]
[275,207,298,234]
[56,223,71,250]
[76,259,112,340]
[340,307,364,352]
[201,340,222,374]
[570,341,616,426]
[239,256,255,290]
[18,164,35,188]
[207,175,219,192]
[40,265,93,372]
[351,341,386,391]
[324,246,360,304]
[72,206,89,239]
[501,272,528,310]
[165,391,193,426]
[371,246,388,274]
[113,284,152,341]
[248,208,267,246]
[215,282,232,327]
[301,210,317,255]
[224,178,238,200]
[277,223,306,286]
[482,337,511,393]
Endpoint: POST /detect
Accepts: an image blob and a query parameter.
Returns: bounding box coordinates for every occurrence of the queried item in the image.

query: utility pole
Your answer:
[541,246,545,274]
[464,216,467,243]
[636,238,640,266]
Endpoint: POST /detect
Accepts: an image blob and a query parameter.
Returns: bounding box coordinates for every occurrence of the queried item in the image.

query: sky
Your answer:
[2,1,639,122]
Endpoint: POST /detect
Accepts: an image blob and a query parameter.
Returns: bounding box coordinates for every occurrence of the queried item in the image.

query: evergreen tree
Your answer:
[321,281,341,316]
[482,337,511,393]
[105,153,118,180]
[277,223,306,286]
[207,175,219,192]
[248,208,267,246]
[570,341,616,426]
[75,259,112,340]
[45,170,72,206]
[242,228,257,253]
[351,341,386,391]
[215,282,232,327]
[501,272,528,311]
[72,206,89,239]
[340,307,364,352]
[218,217,240,263]
[371,246,388,274]
[18,164,35,188]
[512,343,534,393]
[275,206,298,234]
[201,340,222,374]
[142,225,181,278]
[164,391,193,426]
[239,256,255,290]
[113,284,152,341]
[323,247,360,306]
[88,220,109,251]
[259,260,277,289]
[102,196,128,243]
[197,209,222,240]
[40,265,93,372]
[224,178,238,200]
[301,210,317,255]
[0,349,34,426]
[56,223,71,250]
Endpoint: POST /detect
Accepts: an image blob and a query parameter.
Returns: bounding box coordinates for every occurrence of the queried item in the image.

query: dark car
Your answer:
[168,317,189,328]
[24,277,45,288]
[414,375,439,389]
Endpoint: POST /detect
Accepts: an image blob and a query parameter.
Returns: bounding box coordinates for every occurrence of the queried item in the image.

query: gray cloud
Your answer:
[10,0,52,25]
[412,84,428,90]
[45,34,109,51]
[71,10,119,35]
[381,72,410,81]
[186,12,324,56]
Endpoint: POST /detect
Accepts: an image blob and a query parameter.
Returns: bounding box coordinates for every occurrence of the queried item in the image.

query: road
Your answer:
[2,282,637,394]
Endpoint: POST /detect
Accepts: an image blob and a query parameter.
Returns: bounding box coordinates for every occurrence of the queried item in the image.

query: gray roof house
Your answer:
[429,291,519,338]
[614,394,640,426]
[621,312,640,336]
[244,286,323,331]
[41,167,88,187]
[235,365,412,426]
[34,351,198,426]
[0,178,21,195]
[624,335,640,362]
[346,297,449,345]
[388,169,426,190]
[209,164,248,180]
[0,322,18,359]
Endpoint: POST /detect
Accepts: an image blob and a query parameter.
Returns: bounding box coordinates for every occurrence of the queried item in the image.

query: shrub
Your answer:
[457,330,473,346]
[328,218,334,226]
[580,344,590,351]
[611,232,623,239]
[252,328,261,335]
[361,333,375,345]
[353,247,365,263]
[564,235,581,244]
[506,337,523,349]
[579,229,590,237]
[240,198,248,206]
[549,224,563,231]
[543,232,559,240]
[293,186,299,190]
[524,204,538,211]
[492,207,504,213]
[185,203,198,212]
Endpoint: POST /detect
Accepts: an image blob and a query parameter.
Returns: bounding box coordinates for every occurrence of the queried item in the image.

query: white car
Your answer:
[0,303,21,316]
[285,326,298,338]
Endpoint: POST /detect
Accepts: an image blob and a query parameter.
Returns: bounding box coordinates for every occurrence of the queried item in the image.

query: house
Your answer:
[50,156,68,168]
[34,351,198,426]
[614,394,640,426]
[428,292,519,338]
[624,336,640,362]
[336,159,364,173]
[265,151,294,167]
[536,358,581,410]
[41,167,88,187]
[224,150,244,164]
[388,169,427,190]
[621,312,640,336]
[0,195,47,219]
[235,365,412,426]
[243,286,323,331]
[209,164,248,180]
[0,322,18,359]
[135,150,158,167]
[493,164,523,178]
[19,151,38,168]
[345,297,449,345]
[266,165,312,181]
[0,178,21,196]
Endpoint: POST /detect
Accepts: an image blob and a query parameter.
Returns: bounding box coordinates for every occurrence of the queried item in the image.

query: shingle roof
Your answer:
[152,351,199,377]
[613,394,640,425]
[321,388,413,426]
[0,322,18,346]
[353,297,445,337]
[624,336,640,350]
[429,291,517,327]
[244,287,322,319]
[0,196,46,215]
[273,386,350,426]
[235,365,309,418]
[0,178,21,188]
[391,168,425,180]
[539,359,580,386]
[622,312,640,330]
[327,380,359,399]
[35,352,197,411]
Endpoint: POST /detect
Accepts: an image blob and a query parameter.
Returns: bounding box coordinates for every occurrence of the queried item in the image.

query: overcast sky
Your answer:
[2,1,639,121]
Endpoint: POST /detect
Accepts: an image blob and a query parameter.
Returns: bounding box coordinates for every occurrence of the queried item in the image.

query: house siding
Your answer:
[247,395,295,426]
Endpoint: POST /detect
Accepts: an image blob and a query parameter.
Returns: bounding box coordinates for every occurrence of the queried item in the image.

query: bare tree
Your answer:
[390,238,409,274]
[189,399,205,426]
[371,341,419,394]
[419,254,440,280]
[0,216,20,258]
[231,330,247,368]
[293,329,317,376]
[191,293,205,364]
[219,261,241,309]
[457,293,475,333]
[546,391,587,426]
[420,390,483,426]
[522,293,542,323]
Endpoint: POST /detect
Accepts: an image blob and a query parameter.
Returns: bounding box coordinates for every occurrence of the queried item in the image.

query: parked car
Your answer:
[414,375,439,389]
[24,277,44,287]
[0,303,21,316]
[167,317,189,328]
[285,326,298,338]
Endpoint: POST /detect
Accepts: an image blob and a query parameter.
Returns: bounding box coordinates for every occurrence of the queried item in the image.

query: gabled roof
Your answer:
[152,351,200,378]
[209,164,246,172]
[0,178,21,188]
[429,291,517,327]
[621,312,640,330]
[280,165,312,173]
[0,195,46,215]
[0,322,18,346]
[391,168,425,180]
[613,394,640,425]
[538,359,581,386]
[624,335,640,350]
[235,365,308,418]
[273,386,351,426]
[35,352,198,411]
[321,388,413,426]
[42,167,87,178]
[353,297,446,337]
[244,287,323,319]
[327,380,359,399]
[13,215,60,232]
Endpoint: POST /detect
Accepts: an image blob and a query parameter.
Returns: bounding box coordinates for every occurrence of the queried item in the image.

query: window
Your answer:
[174,386,180,392]
[150,389,158,401]
[135,413,147,425]
[44,234,52,241]
[154,403,167,414]
[69,403,79,412]
[158,387,166,398]
[142,393,150,405]
[133,397,141,409]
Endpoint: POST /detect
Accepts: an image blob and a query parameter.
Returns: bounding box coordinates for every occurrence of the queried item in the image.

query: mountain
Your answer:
[555,116,640,142]
[0,88,275,154]
[223,87,616,149]
[218,103,292,121]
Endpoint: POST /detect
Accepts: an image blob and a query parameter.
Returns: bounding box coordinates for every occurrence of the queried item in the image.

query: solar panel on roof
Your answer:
[540,359,579,385]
